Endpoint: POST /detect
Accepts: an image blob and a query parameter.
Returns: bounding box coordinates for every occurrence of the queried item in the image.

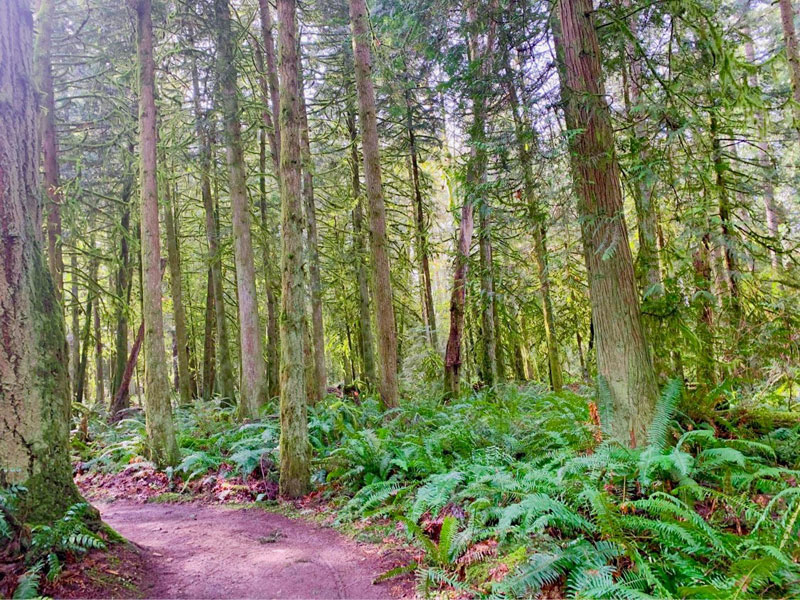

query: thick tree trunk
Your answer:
[190,37,236,404]
[555,0,658,446]
[276,0,311,499]
[213,0,268,418]
[347,108,377,387]
[298,53,327,405]
[505,70,563,391]
[164,177,194,405]
[0,0,83,522]
[479,207,498,385]
[34,0,64,300]
[349,0,399,408]
[134,0,179,467]
[254,11,282,401]
[693,231,716,388]
[780,0,800,134]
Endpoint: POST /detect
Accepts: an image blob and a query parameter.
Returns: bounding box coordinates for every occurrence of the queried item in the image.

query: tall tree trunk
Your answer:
[190,33,236,404]
[555,0,658,446]
[693,230,716,388]
[254,5,283,401]
[506,70,563,390]
[70,252,79,390]
[134,0,179,467]
[298,50,327,405]
[0,0,83,522]
[444,2,496,398]
[780,0,800,134]
[164,175,194,405]
[347,107,377,387]
[349,0,399,408]
[202,268,216,399]
[276,0,311,499]
[94,290,104,406]
[710,112,741,320]
[479,207,498,385]
[744,37,782,273]
[213,0,268,418]
[74,288,92,406]
[34,0,64,300]
[111,162,134,406]
[405,88,437,350]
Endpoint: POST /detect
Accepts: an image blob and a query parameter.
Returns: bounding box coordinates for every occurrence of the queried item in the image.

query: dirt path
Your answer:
[97,501,400,599]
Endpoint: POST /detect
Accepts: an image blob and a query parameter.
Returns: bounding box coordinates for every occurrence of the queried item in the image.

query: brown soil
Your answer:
[95,500,408,599]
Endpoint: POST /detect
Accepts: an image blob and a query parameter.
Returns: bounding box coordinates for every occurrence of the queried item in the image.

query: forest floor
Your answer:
[49,473,415,599]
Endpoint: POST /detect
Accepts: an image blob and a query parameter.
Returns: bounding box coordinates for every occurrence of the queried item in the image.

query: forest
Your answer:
[1,0,799,597]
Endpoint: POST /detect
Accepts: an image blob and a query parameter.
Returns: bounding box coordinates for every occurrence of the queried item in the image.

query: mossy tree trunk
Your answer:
[555,0,658,446]
[213,0,269,419]
[0,0,84,523]
[349,0,399,408]
[134,0,179,468]
[189,33,236,404]
[276,0,311,499]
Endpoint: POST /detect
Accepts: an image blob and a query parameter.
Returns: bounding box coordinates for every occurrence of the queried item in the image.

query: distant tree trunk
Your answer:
[202,268,216,399]
[621,0,661,293]
[744,37,782,273]
[444,3,496,398]
[710,112,741,320]
[298,51,327,405]
[555,0,658,446]
[190,34,236,404]
[70,252,80,390]
[110,320,144,422]
[404,88,437,350]
[505,69,563,391]
[276,0,311,499]
[34,0,64,300]
[693,230,716,388]
[94,292,104,406]
[347,107,377,387]
[74,282,93,405]
[0,0,83,523]
[780,0,800,134]
[479,206,498,385]
[134,0,179,467]
[214,0,268,419]
[111,161,134,406]
[349,0,399,409]
[164,176,194,405]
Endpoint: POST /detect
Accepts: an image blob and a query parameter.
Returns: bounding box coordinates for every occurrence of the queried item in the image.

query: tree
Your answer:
[213,0,269,419]
[0,0,83,522]
[554,0,658,446]
[349,0,399,408]
[134,0,179,467]
[276,0,311,499]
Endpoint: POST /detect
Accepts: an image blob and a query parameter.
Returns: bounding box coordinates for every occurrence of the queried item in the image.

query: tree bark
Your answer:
[298,50,327,405]
[202,268,216,399]
[213,0,268,418]
[276,0,311,499]
[780,0,800,134]
[190,29,236,404]
[505,63,563,391]
[405,88,437,350]
[0,0,83,522]
[164,176,194,405]
[94,290,104,406]
[134,0,179,467]
[555,0,658,446]
[444,2,496,398]
[34,0,64,300]
[111,162,134,407]
[347,108,377,387]
[349,0,399,408]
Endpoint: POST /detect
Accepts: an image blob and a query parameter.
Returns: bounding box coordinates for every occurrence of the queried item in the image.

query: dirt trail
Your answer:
[97,501,398,599]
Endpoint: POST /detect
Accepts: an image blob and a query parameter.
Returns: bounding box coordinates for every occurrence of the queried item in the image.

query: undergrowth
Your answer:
[76,382,800,598]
